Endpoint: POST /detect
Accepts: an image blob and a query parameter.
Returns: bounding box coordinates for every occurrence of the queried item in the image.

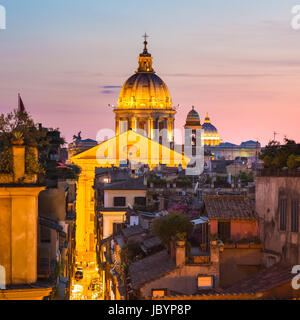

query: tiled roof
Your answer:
[103,177,146,190]
[121,225,144,238]
[224,263,294,295]
[129,250,176,289]
[140,236,162,253]
[151,264,295,299]
[204,195,257,220]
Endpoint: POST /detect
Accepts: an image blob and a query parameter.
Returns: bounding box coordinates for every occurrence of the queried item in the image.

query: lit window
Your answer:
[152,289,167,297]
[197,275,213,289]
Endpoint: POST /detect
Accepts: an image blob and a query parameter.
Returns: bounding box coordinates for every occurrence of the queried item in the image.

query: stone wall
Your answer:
[256,176,300,265]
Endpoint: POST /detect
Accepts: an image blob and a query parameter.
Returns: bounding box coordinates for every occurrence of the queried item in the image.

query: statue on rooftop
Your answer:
[73,131,82,141]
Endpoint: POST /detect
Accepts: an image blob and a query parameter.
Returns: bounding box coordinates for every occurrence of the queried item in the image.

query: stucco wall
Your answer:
[210,219,258,240]
[220,247,262,288]
[101,212,126,239]
[39,188,66,221]
[104,189,146,208]
[0,186,44,285]
[140,263,219,297]
[256,176,300,265]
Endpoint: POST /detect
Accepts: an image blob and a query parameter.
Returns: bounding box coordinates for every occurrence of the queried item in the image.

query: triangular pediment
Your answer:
[71,130,189,168]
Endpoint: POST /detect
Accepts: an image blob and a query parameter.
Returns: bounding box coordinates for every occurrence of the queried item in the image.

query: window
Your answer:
[279,199,287,231]
[113,223,122,234]
[40,226,51,243]
[218,221,231,241]
[197,275,213,290]
[113,197,126,207]
[291,200,299,233]
[134,197,146,207]
[152,289,167,298]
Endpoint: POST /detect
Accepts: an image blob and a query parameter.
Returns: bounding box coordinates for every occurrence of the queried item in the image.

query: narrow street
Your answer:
[70,257,103,300]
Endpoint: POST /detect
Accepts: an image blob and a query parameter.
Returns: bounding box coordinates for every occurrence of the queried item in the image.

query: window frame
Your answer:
[113,196,126,207]
[197,275,214,290]
[291,199,299,233]
[279,199,287,231]
[151,288,168,298]
[134,196,146,207]
[217,221,231,242]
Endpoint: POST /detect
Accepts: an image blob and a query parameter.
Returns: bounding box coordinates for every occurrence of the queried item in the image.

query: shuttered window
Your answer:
[113,197,126,207]
[291,200,299,233]
[218,221,231,241]
[40,226,51,243]
[279,199,287,231]
[134,197,146,207]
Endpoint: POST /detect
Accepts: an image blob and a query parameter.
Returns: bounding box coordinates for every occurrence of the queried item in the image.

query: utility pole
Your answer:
[273,131,279,141]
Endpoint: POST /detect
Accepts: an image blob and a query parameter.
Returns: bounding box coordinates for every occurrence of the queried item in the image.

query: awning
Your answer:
[191,217,209,225]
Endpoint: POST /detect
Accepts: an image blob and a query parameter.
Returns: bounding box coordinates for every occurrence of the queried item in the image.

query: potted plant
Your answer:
[209,233,219,245]
[176,232,186,246]
[11,131,24,145]
[224,238,235,249]
[249,237,262,248]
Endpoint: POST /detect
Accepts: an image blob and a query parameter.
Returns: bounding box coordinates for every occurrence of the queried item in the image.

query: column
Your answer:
[115,118,120,136]
[132,117,137,131]
[75,168,95,263]
[148,118,153,139]
[168,118,174,142]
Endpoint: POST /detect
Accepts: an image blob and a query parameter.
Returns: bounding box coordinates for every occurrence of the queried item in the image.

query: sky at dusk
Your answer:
[0,0,300,146]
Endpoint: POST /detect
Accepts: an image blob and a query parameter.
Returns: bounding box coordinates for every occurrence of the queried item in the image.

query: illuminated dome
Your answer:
[118,73,172,109]
[117,37,172,110]
[202,114,218,133]
[185,106,201,127]
[114,35,176,142]
[202,113,221,146]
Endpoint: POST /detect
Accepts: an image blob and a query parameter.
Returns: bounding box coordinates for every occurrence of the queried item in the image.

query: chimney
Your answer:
[175,240,186,267]
[210,240,224,264]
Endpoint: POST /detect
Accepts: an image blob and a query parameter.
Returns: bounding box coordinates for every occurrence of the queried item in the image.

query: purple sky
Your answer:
[0,0,300,146]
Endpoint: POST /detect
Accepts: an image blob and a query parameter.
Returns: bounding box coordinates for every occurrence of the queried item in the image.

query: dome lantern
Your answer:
[137,33,154,73]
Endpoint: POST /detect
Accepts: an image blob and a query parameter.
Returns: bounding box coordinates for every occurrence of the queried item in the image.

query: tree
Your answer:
[287,154,298,169]
[0,109,73,179]
[151,211,193,249]
[263,155,272,168]
[260,138,300,169]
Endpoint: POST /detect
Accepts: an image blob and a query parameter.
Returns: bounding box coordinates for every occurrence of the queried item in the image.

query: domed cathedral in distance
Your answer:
[114,34,175,144]
[184,106,221,146]
[202,113,221,146]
